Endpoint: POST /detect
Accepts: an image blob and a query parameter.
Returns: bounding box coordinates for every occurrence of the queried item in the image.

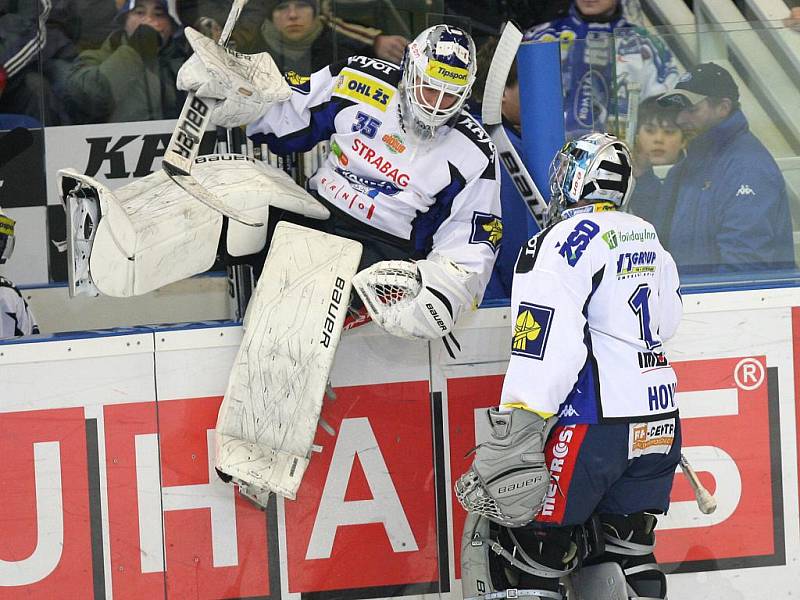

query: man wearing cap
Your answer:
[65,0,191,123]
[632,62,794,275]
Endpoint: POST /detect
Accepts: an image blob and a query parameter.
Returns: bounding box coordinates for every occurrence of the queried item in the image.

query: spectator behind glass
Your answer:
[65,0,189,124]
[627,96,685,228]
[251,0,374,75]
[524,0,678,140]
[179,0,269,50]
[0,208,39,339]
[0,0,78,126]
[472,37,531,301]
[637,63,794,275]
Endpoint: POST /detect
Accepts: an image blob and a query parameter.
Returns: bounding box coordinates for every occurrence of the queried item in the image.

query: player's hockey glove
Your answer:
[352,256,476,340]
[177,27,291,127]
[455,408,555,527]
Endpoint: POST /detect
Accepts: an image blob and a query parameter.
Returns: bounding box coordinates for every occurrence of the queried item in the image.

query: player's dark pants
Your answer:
[502,419,681,595]
[536,419,682,527]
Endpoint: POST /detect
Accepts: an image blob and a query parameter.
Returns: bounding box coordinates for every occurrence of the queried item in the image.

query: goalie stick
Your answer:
[162,0,263,227]
[482,22,548,228]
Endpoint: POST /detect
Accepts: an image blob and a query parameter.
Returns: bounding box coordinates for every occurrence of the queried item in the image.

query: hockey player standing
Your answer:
[456,133,682,599]
[0,209,39,339]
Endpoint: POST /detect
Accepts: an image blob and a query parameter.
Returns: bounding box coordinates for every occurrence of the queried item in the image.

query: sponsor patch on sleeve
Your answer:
[333,69,394,111]
[470,211,502,251]
[511,302,554,360]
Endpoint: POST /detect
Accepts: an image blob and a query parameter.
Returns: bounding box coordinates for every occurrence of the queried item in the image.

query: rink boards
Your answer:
[0,289,799,599]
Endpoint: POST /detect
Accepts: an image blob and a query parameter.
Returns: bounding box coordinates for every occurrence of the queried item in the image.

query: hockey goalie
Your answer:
[58,23,501,507]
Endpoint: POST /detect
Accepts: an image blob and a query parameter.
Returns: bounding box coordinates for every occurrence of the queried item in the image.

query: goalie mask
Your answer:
[0,208,15,265]
[399,24,476,142]
[544,133,634,227]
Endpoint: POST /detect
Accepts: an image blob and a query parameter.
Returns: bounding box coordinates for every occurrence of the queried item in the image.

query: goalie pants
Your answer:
[272,193,418,272]
[534,418,682,527]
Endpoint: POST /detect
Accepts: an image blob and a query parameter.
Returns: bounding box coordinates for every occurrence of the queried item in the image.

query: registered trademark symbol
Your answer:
[734,358,765,391]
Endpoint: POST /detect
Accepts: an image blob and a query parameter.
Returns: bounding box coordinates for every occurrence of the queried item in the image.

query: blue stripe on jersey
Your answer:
[558,266,605,424]
[250,98,353,155]
[410,162,466,255]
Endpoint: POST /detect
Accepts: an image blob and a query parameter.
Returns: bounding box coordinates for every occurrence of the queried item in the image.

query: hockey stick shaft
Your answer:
[163,0,247,175]
[482,23,548,227]
[679,453,717,514]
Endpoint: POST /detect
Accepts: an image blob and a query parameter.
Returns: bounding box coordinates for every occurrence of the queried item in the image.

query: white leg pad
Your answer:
[215,221,362,502]
[58,155,329,297]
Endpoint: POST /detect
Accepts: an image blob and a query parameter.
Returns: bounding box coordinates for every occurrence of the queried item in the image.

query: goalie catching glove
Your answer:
[352,255,476,340]
[177,27,291,127]
[455,408,555,527]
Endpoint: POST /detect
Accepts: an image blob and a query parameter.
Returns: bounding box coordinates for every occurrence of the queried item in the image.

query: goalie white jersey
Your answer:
[247,55,502,296]
[502,208,682,424]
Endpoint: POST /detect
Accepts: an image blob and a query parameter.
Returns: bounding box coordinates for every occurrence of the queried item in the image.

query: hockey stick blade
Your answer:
[166,168,263,227]
[482,23,548,226]
[162,0,262,227]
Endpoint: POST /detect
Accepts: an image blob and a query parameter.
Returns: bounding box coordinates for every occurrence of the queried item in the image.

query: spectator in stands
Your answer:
[627,95,685,231]
[179,0,269,50]
[65,0,189,123]
[639,63,794,274]
[524,0,678,139]
[0,0,78,125]
[472,37,531,300]
[250,0,378,75]
[0,208,39,339]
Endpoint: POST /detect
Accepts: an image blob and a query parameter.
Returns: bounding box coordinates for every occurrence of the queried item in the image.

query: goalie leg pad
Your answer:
[456,408,556,527]
[461,514,572,600]
[597,513,666,599]
[58,157,329,297]
[215,222,362,503]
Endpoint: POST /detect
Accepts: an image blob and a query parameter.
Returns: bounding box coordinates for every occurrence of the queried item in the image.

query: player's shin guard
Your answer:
[600,513,666,599]
[214,222,362,505]
[58,155,329,297]
[460,513,575,600]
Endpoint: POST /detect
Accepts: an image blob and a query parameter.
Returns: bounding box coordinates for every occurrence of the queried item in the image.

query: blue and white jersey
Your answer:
[501,206,682,424]
[524,5,678,137]
[0,277,38,339]
[248,55,501,300]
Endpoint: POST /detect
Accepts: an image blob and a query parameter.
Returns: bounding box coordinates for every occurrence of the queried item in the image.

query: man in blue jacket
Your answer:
[635,62,795,275]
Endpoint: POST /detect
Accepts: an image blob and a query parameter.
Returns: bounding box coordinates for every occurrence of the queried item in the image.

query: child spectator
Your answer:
[65,0,190,123]
[627,96,685,233]
[0,208,38,338]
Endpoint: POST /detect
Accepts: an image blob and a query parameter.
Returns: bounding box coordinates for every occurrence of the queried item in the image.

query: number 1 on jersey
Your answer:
[628,283,659,350]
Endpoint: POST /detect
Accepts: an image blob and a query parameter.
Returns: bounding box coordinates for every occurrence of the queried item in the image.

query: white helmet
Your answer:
[399,24,476,142]
[0,208,15,265]
[545,132,634,227]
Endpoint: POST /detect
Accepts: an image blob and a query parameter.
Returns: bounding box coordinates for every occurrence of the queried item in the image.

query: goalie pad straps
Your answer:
[215,222,362,503]
[455,408,556,527]
[177,27,291,128]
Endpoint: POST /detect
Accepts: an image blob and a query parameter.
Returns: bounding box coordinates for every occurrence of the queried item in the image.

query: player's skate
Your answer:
[62,175,102,297]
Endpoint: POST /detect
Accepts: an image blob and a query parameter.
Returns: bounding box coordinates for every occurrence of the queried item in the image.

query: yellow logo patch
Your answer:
[513,310,542,350]
[0,215,14,236]
[334,69,394,111]
[482,218,503,247]
[425,60,469,85]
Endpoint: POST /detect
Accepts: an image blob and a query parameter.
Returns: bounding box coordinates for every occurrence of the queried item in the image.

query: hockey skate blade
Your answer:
[166,169,264,227]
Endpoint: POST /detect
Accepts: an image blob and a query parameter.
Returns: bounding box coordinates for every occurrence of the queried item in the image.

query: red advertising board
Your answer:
[445,357,784,576]
[283,380,439,596]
